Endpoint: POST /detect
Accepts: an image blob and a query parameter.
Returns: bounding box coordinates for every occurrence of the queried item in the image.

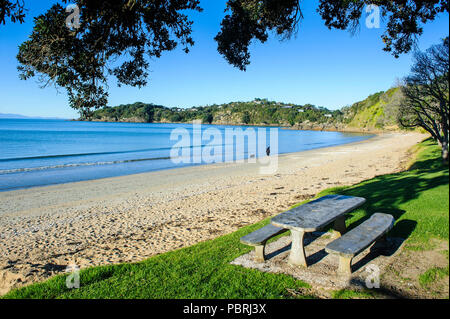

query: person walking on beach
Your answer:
[266,146,271,157]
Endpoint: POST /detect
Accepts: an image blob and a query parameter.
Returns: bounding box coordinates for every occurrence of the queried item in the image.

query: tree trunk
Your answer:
[442,140,449,164]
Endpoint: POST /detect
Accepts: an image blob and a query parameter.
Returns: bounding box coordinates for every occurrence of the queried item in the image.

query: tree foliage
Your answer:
[91,99,341,127]
[2,0,448,117]
[318,0,448,57]
[0,0,25,25]
[215,0,449,70]
[242,111,251,124]
[215,0,302,71]
[202,112,214,124]
[16,0,202,119]
[398,37,449,161]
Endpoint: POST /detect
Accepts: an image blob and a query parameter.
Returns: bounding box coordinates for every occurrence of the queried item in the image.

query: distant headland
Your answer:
[83,87,404,133]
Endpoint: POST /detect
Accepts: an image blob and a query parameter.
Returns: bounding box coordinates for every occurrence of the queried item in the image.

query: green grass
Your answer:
[331,289,384,299]
[419,266,449,288]
[315,138,449,248]
[324,138,449,298]
[3,219,312,299]
[3,138,448,299]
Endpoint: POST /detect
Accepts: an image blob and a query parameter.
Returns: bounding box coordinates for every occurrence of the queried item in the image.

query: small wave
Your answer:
[0,156,173,175]
[0,143,233,162]
[0,148,174,162]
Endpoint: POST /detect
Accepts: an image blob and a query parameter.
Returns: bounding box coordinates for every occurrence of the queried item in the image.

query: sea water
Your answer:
[0,119,373,191]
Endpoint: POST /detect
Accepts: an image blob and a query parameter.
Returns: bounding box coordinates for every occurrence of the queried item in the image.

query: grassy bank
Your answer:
[3,139,448,299]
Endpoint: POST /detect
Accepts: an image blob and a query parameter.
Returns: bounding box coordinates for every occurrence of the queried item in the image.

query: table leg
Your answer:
[254,245,265,263]
[288,230,307,267]
[333,216,347,238]
[338,256,353,276]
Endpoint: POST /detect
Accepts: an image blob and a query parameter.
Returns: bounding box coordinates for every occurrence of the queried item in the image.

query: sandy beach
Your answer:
[0,132,427,295]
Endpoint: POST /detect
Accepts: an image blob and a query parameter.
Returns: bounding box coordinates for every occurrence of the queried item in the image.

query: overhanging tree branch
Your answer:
[399,37,449,162]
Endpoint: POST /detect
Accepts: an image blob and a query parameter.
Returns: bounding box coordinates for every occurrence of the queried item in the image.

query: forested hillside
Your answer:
[89,87,405,131]
[340,87,403,130]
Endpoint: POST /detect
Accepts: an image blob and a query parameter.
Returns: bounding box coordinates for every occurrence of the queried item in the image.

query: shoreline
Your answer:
[0,132,427,294]
[0,129,375,193]
[77,117,403,134]
[0,132,376,201]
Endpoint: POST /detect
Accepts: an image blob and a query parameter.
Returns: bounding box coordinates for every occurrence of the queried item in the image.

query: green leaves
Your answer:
[216,1,449,69]
[16,0,202,117]
[215,0,300,71]
[398,37,449,161]
[0,0,26,25]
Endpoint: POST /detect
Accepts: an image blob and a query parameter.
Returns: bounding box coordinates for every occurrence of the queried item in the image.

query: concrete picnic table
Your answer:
[271,194,366,267]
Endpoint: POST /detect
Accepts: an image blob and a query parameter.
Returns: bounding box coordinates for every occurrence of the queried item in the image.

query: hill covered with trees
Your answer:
[338,87,404,131]
[88,87,405,132]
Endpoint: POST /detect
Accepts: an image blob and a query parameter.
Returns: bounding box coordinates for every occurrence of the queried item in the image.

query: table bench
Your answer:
[271,194,366,267]
[240,194,366,266]
[325,213,395,275]
[240,224,288,262]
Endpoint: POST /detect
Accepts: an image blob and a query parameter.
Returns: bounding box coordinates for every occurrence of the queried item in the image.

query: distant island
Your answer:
[86,87,404,132]
[0,113,67,120]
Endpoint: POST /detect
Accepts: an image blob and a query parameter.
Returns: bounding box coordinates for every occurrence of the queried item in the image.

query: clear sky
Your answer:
[0,1,448,119]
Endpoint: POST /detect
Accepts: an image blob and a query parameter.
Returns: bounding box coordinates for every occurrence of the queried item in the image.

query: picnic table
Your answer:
[270,194,366,267]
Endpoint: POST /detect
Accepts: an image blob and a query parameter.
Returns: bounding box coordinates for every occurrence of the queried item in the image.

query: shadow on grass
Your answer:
[322,140,448,299]
[351,235,411,272]
[328,163,448,239]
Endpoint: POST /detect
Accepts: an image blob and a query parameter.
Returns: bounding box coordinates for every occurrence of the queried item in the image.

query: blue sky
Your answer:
[0,1,448,118]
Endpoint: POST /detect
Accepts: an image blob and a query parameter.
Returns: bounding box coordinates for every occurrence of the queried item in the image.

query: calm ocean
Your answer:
[0,119,373,191]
